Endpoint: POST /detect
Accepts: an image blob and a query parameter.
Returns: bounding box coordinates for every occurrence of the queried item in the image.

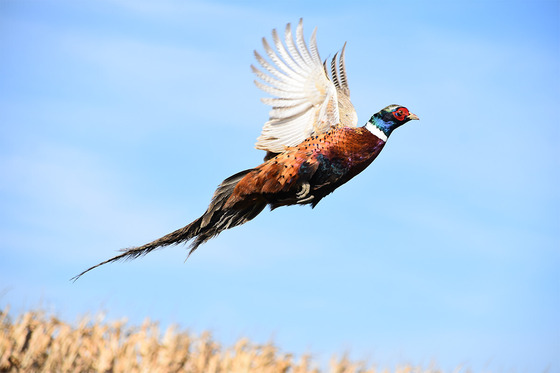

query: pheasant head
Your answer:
[366,105,419,140]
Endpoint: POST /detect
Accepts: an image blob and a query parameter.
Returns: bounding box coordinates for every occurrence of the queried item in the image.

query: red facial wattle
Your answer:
[392,107,409,121]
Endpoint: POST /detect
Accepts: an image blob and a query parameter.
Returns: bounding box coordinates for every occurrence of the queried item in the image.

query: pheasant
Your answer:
[72,19,418,280]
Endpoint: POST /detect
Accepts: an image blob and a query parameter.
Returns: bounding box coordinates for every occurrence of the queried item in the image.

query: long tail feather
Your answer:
[71,169,264,281]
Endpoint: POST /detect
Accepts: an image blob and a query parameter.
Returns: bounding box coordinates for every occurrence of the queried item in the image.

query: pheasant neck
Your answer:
[364,116,390,142]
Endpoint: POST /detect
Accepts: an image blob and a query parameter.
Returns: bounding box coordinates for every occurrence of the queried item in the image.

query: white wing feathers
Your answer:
[252,19,356,154]
[327,43,350,97]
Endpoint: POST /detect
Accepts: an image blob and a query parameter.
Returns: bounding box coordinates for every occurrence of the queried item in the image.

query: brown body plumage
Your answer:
[233,126,384,209]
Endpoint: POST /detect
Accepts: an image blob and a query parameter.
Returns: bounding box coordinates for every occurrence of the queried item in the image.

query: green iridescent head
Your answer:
[370,104,419,136]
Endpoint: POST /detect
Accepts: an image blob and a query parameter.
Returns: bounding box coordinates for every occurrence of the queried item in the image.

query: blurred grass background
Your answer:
[0,306,456,373]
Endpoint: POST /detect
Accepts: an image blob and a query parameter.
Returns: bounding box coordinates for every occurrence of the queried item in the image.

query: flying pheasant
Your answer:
[72,19,418,280]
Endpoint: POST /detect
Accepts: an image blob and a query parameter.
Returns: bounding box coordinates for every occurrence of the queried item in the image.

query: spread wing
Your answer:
[252,19,357,154]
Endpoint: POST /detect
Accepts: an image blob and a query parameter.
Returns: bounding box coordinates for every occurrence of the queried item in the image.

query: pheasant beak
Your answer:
[407,113,420,121]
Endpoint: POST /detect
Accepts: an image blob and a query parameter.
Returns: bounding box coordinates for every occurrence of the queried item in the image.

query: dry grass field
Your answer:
[0,306,450,373]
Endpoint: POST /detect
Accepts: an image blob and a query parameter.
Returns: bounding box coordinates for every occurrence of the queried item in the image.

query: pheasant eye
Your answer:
[393,109,406,121]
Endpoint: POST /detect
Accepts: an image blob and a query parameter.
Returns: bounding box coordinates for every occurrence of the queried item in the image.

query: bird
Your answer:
[71,19,418,281]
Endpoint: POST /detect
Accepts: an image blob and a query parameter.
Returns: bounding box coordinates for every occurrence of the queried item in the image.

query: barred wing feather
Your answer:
[252,19,357,154]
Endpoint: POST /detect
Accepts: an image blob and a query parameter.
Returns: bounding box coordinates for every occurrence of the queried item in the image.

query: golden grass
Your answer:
[0,306,446,373]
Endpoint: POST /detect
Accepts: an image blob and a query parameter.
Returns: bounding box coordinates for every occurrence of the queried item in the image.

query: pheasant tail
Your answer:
[71,169,265,281]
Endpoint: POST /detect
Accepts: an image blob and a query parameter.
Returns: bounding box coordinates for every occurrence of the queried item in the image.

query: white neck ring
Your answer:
[365,122,388,142]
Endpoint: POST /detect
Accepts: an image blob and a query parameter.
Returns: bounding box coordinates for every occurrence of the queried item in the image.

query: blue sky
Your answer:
[1,0,558,371]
